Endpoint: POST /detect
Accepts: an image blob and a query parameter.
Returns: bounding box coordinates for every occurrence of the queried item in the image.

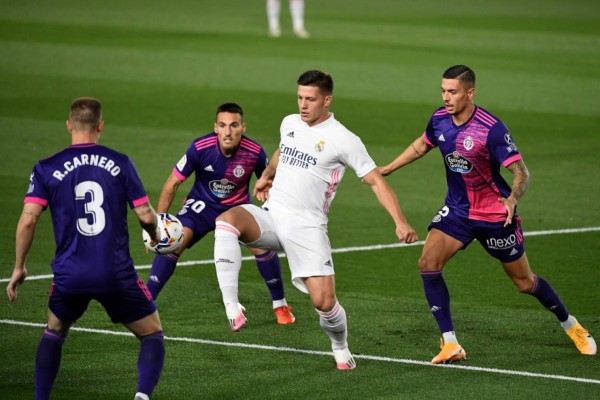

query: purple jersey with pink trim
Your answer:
[172,132,268,213]
[423,106,522,222]
[24,144,149,293]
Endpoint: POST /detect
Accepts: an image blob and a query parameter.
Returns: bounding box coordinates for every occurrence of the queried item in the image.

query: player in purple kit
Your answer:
[379,65,596,363]
[146,102,295,327]
[6,98,165,400]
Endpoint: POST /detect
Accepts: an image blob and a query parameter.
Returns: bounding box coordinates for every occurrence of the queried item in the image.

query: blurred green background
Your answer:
[1,1,599,398]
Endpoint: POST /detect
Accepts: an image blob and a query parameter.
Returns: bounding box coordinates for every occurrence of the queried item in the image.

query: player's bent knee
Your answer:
[418,255,443,271]
[126,311,163,338]
[311,295,336,312]
[216,209,236,224]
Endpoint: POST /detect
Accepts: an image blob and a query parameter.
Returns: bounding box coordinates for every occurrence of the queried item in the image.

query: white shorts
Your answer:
[240,204,334,293]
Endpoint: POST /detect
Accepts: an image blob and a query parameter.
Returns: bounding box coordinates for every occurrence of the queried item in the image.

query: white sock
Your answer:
[267,0,281,31]
[442,331,458,344]
[316,301,348,351]
[290,0,305,31]
[560,315,576,331]
[273,299,288,309]
[214,221,242,313]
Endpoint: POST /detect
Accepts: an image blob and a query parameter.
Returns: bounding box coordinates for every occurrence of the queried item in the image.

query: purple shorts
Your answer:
[48,277,156,324]
[428,205,525,262]
[175,198,223,248]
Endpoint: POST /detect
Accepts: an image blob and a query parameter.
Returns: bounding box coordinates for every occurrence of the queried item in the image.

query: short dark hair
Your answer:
[297,70,334,95]
[70,97,102,128]
[216,102,244,120]
[443,65,476,88]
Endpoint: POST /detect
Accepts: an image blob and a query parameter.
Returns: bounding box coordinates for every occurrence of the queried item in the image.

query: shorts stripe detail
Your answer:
[515,216,524,244]
[137,277,153,301]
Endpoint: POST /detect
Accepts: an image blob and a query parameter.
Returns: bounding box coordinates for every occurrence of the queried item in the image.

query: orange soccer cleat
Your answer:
[431,338,466,364]
[274,305,296,325]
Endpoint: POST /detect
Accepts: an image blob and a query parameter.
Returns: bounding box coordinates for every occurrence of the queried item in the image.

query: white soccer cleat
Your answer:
[226,302,247,332]
[293,28,310,39]
[269,27,281,38]
[333,347,356,370]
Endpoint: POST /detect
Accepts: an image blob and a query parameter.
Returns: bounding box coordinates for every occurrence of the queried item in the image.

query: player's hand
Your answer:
[498,196,517,227]
[395,221,418,244]
[377,166,391,177]
[253,177,273,202]
[6,266,27,302]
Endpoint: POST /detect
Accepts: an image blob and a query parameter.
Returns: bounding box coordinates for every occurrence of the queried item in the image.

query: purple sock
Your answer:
[137,331,165,397]
[527,275,569,322]
[147,253,179,300]
[421,271,454,333]
[255,251,285,301]
[35,328,67,400]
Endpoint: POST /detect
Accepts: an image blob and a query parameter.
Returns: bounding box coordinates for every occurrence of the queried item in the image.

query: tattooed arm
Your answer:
[134,202,160,243]
[499,159,531,227]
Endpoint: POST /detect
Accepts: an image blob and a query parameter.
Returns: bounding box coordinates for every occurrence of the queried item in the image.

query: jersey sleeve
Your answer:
[24,163,49,207]
[123,157,150,208]
[343,134,377,178]
[423,116,438,148]
[173,141,197,181]
[487,121,522,167]
[254,146,269,179]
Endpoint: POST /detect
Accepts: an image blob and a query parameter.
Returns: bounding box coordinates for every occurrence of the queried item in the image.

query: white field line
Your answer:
[1,319,599,385]
[3,226,599,283]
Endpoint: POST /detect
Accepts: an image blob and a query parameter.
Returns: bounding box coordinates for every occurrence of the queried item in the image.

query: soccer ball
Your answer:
[142,213,184,254]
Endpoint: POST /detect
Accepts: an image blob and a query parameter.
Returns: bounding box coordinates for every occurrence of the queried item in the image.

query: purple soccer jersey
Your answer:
[423,106,522,223]
[24,143,149,293]
[172,132,268,215]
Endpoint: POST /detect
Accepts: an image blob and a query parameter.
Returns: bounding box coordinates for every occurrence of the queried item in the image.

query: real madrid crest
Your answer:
[315,140,325,152]
[233,165,245,178]
[463,136,474,151]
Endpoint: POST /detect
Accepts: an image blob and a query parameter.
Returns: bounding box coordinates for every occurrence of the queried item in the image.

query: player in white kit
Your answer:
[213,70,418,369]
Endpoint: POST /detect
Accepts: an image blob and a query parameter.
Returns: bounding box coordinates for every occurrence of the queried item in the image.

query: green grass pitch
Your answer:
[1,0,599,398]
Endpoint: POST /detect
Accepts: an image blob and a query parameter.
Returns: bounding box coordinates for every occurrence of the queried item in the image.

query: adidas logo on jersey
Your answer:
[438,134,446,142]
[286,131,295,138]
[204,165,214,172]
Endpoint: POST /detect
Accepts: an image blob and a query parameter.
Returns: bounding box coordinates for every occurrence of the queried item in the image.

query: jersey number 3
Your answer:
[75,181,106,236]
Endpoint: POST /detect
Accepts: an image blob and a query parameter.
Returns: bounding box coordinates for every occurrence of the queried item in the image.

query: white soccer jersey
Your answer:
[265,113,376,225]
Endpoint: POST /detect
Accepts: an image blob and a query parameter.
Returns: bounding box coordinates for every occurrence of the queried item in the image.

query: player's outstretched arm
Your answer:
[499,159,531,227]
[361,169,418,244]
[254,149,280,202]
[379,136,430,176]
[156,172,184,213]
[8,203,43,302]
[134,202,160,244]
